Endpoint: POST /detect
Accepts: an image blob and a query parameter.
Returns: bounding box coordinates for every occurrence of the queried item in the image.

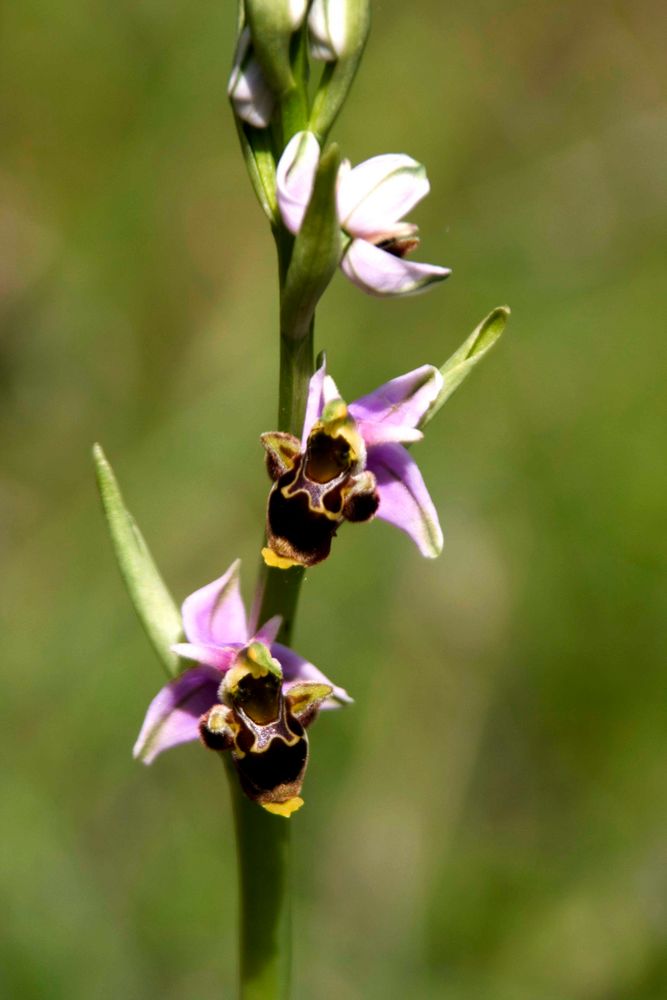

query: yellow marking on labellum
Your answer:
[281,480,342,520]
[245,727,301,754]
[262,796,304,818]
[307,400,365,478]
[317,420,361,460]
[224,645,280,692]
[223,665,249,696]
[288,683,333,714]
[260,432,301,479]
[262,546,301,570]
[206,705,230,734]
[336,422,363,459]
[220,643,283,723]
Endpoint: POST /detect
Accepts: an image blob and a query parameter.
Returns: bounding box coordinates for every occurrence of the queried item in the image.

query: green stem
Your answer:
[252,232,314,646]
[253,563,305,648]
[230,229,315,1000]
[226,758,292,1000]
[278,323,314,442]
[274,229,314,437]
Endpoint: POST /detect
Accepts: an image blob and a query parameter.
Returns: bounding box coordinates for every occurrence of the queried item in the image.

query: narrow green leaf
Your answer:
[93,444,184,678]
[280,143,342,341]
[424,306,510,426]
[234,119,278,224]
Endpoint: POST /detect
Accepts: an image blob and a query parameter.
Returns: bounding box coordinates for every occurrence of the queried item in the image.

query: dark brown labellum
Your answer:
[266,462,341,566]
[199,674,334,814]
[233,719,309,807]
[261,404,379,568]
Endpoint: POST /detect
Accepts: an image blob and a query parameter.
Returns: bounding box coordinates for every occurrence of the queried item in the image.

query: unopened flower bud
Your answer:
[276,130,321,234]
[308,0,368,62]
[287,0,309,29]
[228,27,275,128]
[308,0,370,137]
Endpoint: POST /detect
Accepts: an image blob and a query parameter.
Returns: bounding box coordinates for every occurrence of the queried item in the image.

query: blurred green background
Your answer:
[2,0,666,997]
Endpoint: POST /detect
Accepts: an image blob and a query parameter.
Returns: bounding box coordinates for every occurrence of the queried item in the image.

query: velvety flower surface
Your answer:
[133,559,350,767]
[276,130,451,296]
[262,359,444,568]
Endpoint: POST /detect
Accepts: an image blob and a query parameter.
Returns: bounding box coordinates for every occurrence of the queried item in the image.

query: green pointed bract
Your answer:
[245,0,303,97]
[424,306,510,426]
[235,120,278,223]
[308,0,370,140]
[280,142,342,342]
[93,444,184,678]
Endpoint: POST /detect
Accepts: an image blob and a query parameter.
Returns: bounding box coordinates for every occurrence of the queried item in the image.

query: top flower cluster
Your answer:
[228,0,450,298]
[228,0,367,129]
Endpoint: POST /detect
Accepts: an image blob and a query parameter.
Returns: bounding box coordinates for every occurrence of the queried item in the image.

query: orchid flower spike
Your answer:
[276,130,451,296]
[261,359,444,568]
[133,560,350,816]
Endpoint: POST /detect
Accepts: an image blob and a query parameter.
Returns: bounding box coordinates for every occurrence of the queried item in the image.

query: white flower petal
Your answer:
[227,27,275,129]
[322,374,341,405]
[288,0,309,29]
[276,130,321,234]
[337,154,429,237]
[341,239,451,297]
[308,0,347,61]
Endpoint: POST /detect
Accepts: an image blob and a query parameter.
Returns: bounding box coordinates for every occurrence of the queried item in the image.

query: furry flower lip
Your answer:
[261,398,379,569]
[133,560,350,815]
[261,358,444,569]
[201,641,332,818]
[276,130,451,297]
